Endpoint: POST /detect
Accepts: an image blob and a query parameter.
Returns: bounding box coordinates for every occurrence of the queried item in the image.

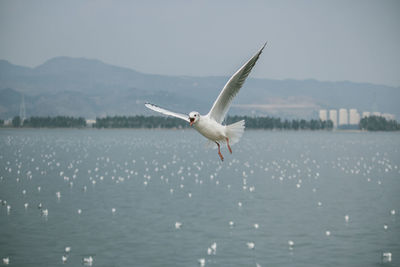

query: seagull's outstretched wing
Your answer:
[207,43,266,123]
[145,103,189,122]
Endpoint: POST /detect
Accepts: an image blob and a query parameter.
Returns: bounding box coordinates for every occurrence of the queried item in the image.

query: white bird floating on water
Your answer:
[145,43,266,161]
[41,209,48,216]
[175,221,182,229]
[2,257,10,265]
[207,242,217,255]
[246,242,255,249]
[198,258,206,266]
[382,252,392,263]
[62,255,67,263]
[325,230,331,236]
[210,242,217,254]
[83,256,93,265]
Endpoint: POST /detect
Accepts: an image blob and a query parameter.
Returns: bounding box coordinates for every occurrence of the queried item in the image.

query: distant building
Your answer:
[319,109,327,121]
[339,108,348,125]
[86,119,96,127]
[327,109,394,128]
[349,109,360,125]
[4,119,12,126]
[329,109,338,128]
[362,111,370,118]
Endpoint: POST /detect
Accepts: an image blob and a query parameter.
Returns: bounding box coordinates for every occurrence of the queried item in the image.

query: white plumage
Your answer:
[2,257,10,265]
[145,43,266,161]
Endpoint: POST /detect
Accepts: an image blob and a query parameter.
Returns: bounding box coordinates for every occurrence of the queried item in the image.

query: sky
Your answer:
[0,0,399,87]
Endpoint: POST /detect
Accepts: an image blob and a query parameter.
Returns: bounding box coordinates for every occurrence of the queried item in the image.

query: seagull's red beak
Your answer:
[189,118,195,126]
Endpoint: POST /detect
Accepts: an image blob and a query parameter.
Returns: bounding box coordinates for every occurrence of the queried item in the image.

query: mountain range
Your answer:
[1,57,399,120]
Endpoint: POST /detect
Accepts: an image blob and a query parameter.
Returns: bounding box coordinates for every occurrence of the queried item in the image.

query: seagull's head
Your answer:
[189,111,200,126]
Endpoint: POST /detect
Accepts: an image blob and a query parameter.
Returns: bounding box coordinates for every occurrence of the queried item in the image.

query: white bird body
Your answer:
[83,256,93,265]
[145,43,266,160]
[175,221,182,229]
[194,115,225,141]
[42,209,48,216]
[246,242,255,249]
[2,257,10,265]
[198,258,206,266]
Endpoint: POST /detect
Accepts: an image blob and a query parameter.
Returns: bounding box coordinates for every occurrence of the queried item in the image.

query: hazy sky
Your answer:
[1,0,399,87]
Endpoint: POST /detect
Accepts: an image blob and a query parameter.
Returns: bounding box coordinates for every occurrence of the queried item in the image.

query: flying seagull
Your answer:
[145,43,266,161]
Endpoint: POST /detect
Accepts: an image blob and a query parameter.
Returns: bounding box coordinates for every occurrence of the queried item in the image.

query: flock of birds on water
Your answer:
[0,131,399,266]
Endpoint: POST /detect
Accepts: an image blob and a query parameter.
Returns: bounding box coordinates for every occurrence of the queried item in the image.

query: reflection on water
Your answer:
[0,129,399,266]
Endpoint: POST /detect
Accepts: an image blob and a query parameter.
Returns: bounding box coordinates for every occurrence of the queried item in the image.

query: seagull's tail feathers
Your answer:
[226,120,245,145]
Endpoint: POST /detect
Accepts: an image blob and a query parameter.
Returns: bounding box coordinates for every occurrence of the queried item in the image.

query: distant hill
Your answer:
[1,57,399,120]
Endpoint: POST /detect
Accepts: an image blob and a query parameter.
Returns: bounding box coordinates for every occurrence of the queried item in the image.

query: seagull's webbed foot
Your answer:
[226,138,232,154]
[215,142,224,161]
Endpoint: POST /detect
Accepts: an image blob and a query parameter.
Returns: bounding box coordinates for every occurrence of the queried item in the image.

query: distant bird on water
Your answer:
[145,43,266,161]
[2,257,10,265]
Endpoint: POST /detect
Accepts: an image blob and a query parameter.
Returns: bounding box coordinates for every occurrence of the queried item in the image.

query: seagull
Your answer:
[175,221,183,229]
[246,242,255,249]
[83,256,93,265]
[145,43,266,161]
[62,255,68,263]
[198,258,206,266]
[2,257,10,265]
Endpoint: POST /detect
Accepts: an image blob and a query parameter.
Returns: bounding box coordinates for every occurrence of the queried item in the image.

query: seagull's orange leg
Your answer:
[226,138,232,154]
[215,142,224,161]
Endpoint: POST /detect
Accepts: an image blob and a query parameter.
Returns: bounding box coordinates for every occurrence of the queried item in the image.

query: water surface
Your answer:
[0,129,399,266]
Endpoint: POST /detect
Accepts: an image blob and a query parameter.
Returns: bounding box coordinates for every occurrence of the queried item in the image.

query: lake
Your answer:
[0,129,399,266]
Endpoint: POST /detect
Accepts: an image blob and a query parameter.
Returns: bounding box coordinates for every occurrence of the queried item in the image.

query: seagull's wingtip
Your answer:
[261,41,267,51]
[255,42,267,56]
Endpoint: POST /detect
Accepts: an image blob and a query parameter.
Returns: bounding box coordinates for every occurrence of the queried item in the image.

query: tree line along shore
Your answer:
[1,115,399,131]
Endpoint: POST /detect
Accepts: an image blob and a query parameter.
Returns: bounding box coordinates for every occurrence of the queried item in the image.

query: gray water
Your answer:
[0,129,399,267]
